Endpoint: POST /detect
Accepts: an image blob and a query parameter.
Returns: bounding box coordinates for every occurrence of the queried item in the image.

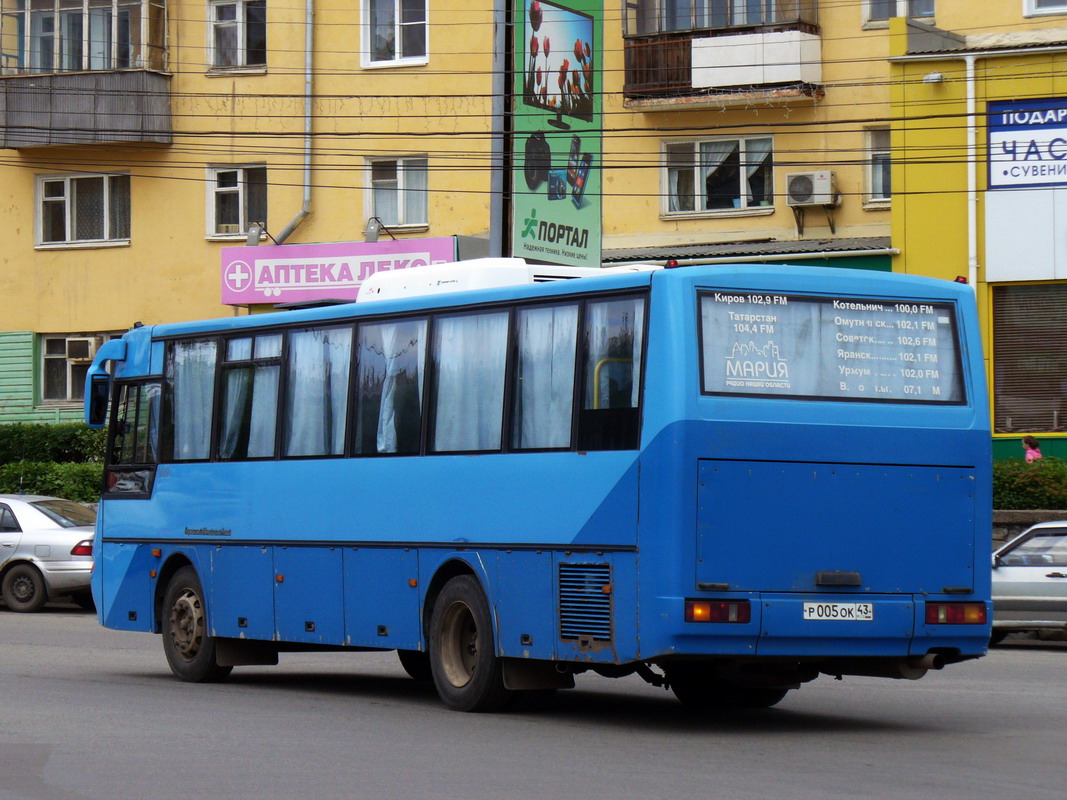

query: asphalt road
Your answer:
[1,605,1065,800]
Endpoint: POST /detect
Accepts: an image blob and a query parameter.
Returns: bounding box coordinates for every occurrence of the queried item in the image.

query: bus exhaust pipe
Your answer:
[821,655,945,681]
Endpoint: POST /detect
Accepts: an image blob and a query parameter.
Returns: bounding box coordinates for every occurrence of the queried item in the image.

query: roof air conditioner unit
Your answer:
[786,171,837,207]
[66,337,102,363]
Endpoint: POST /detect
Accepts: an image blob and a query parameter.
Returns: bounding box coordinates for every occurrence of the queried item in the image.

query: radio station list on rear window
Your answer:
[699,292,964,403]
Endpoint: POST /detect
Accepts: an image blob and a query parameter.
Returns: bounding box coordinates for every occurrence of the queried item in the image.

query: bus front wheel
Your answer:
[429,575,512,712]
[161,566,232,683]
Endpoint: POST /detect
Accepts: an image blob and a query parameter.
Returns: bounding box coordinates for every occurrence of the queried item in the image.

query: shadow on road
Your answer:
[114,664,925,735]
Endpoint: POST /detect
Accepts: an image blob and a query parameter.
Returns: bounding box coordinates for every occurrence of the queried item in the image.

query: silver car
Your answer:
[992,521,1067,642]
[0,495,95,613]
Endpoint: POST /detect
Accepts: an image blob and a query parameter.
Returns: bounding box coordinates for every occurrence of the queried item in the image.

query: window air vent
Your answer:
[559,563,613,641]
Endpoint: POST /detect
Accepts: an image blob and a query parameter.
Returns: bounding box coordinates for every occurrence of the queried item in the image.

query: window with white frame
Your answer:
[210,0,265,68]
[664,137,773,215]
[1,0,166,75]
[1025,0,1067,15]
[868,128,891,202]
[367,157,428,227]
[364,0,427,65]
[208,166,266,236]
[41,333,117,403]
[37,173,130,245]
[867,0,933,21]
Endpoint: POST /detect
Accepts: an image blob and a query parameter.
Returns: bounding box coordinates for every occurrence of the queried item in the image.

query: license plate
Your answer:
[803,602,874,621]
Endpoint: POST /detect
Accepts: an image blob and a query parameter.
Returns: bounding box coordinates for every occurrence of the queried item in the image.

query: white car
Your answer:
[0,495,95,613]
[992,521,1067,642]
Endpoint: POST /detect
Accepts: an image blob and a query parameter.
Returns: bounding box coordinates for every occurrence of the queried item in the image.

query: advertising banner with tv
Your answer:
[511,0,602,267]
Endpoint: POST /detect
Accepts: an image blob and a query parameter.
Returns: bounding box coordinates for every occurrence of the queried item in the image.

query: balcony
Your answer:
[0,70,170,147]
[0,0,171,147]
[623,0,821,103]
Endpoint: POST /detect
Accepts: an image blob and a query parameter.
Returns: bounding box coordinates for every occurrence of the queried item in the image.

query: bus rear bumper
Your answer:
[649,592,990,660]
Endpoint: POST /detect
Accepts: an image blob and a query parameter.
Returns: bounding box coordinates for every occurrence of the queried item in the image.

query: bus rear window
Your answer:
[699,291,965,404]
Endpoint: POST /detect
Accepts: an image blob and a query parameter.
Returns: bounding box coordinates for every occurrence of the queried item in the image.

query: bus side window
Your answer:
[354,318,427,455]
[429,310,510,453]
[511,303,579,450]
[166,339,218,461]
[218,335,282,460]
[284,326,352,457]
[107,380,160,494]
[576,296,645,451]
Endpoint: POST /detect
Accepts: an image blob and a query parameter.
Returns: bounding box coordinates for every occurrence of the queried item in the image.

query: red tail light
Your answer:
[925,602,986,625]
[70,539,93,557]
[685,599,751,623]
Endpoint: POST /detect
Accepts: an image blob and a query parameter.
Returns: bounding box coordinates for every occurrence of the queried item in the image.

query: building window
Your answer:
[41,333,114,403]
[993,284,1067,433]
[37,174,130,245]
[364,0,427,65]
[664,137,773,215]
[210,0,266,68]
[1,0,166,74]
[367,157,428,227]
[623,0,816,36]
[868,128,891,202]
[1026,0,1067,15]
[208,166,266,236]
[867,0,933,22]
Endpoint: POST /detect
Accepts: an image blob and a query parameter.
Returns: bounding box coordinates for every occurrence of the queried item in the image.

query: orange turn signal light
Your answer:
[685,599,751,624]
[925,602,986,625]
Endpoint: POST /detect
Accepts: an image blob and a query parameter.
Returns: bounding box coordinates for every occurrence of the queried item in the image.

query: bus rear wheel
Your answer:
[161,566,232,683]
[666,666,789,710]
[429,575,512,712]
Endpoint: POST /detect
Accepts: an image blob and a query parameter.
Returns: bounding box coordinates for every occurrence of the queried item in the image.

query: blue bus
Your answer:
[85,262,991,712]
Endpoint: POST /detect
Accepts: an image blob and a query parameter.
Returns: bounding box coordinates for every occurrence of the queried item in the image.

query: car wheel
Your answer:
[2,563,48,613]
[429,575,512,712]
[666,665,789,710]
[397,649,433,682]
[161,566,232,683]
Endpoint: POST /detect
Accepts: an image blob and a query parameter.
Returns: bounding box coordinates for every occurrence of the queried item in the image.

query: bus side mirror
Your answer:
[87,375,111,427]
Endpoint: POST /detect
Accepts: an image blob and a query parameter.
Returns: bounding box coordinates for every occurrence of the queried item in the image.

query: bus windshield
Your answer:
[699,291,965,404]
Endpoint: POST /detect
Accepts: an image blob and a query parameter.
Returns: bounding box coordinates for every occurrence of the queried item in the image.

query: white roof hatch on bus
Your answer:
[356,257,660,303]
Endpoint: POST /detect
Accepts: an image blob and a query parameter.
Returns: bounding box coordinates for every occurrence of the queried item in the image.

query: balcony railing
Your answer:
[625,35,692,97]
[0,70,171,147]
[623,0,819,98]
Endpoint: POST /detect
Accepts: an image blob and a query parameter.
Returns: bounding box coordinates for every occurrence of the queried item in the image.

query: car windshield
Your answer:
[999,530,1067,567]
[30,499,97,528]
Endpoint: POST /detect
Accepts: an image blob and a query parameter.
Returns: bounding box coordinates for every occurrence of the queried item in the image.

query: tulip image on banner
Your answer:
[512,0,602,267]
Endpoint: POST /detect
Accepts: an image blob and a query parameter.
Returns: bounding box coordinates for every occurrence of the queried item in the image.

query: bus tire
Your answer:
[667,666,789,710]
[2,563,48,613]
[161,566,232,683]
[428,575,512,712]
[397,649,432,681]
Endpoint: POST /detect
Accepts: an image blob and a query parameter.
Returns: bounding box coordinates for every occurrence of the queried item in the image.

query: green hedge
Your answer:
[993,457,1067,511]
[0,462,103,502]
[0,423,107,465]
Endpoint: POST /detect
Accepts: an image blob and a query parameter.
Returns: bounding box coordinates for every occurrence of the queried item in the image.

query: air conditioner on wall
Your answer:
[66,337,102,363]
[786,171,837,207]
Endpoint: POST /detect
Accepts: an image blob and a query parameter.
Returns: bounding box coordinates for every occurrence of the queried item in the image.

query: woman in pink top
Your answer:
[1022,435,1043,463]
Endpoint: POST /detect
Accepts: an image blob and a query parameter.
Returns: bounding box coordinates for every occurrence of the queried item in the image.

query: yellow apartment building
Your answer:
[0,0,500,421]
[3,0,1067,440]
[889,9,1067,458]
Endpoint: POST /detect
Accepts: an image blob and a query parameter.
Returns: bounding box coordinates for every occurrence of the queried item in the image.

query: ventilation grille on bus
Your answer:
[559,563,613,641]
